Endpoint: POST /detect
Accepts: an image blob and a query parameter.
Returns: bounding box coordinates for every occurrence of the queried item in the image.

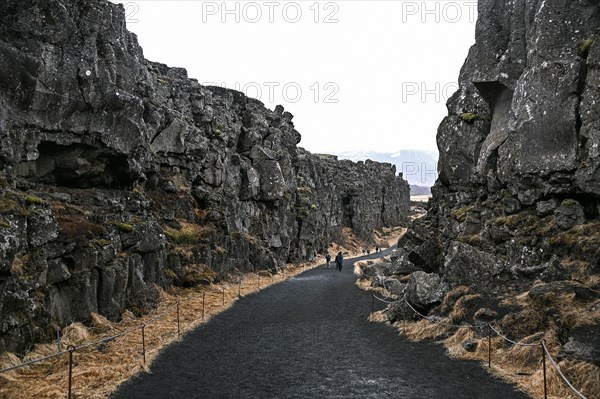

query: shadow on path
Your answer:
[112,249,529,399]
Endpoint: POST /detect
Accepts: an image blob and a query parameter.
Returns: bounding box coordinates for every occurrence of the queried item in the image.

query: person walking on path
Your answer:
[325,254,331,269]
[335,252,343,272]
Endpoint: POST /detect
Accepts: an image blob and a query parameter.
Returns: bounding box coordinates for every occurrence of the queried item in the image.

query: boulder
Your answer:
[385,249,422,276]
[405,271,448,311]
[554,200,586,230]
[443,242,509,287]
[536,199,560,217]
[561,326,600,367]
[382,278,405,296]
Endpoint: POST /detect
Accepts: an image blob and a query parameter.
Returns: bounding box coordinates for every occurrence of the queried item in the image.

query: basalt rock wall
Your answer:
[387,0,600,367]
[0,0,410,353]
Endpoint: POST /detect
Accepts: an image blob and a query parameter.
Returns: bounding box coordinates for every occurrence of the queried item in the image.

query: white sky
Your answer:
[111,1,477,153]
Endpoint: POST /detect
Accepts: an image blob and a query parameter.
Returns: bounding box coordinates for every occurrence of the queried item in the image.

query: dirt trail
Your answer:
[112,249,529,399]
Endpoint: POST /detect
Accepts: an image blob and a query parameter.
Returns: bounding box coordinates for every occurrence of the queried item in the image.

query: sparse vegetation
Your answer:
[296,186,312,194]
[491,213,537,229]
[24,195,46,206]
[533,216,557,236]
[164,222,210,246]
[0,194,28,216]
[460,112,477,124]
[115,223,134,233]
[550,222,600,250]
[165,227,201,245]
[561,198,579,207]
[379,296,600,399]
[457,234,481,245]
[179,264,217,286]
[0,260,323,399]
[451,205,474,222]
[57,216,106,242]
[578,38,595,58]
[92,239,112,248]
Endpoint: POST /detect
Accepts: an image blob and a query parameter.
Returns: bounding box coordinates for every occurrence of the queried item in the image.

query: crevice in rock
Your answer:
[16,141,134,189]
[380,187,386,224]
[341,194,354,228]
[473,81,514,180]
[576,60,588,155]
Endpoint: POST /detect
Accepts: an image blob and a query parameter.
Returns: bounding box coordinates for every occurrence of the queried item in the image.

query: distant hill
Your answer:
[333,150,438,188]
[410,185,432,196]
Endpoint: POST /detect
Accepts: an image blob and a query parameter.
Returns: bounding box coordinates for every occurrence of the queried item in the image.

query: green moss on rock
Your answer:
[115,223,134,233]
[561,198,579,207]
[25,195,46,205]
[578,38,595,58]
[452,205,474,222]
[460,113,477,124]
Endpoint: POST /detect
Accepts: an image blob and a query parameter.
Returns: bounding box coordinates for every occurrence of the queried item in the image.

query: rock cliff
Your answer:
[383,0,600,371]
[0,0,410,353]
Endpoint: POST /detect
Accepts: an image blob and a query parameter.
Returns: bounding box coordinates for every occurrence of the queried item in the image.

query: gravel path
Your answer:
[112,250,529,399]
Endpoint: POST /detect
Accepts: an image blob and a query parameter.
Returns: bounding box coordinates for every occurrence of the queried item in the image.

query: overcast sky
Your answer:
[111,1,477,154]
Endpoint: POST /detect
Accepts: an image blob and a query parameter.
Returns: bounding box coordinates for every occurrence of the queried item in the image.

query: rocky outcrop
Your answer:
[381,0,600,368]
[0,0,410,353]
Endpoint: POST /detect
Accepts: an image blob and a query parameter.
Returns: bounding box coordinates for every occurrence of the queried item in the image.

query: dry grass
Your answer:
[330,226,405,258]
[164,224,209,246]
[358,277,600,399]
[373,226,406,249]
[368,311,388,323]
[448,294,482,324]
[387,315,599,399]
[353,262,398,299]
[440,286,473,313]
[402,319,451,341]
[0,260,322,399]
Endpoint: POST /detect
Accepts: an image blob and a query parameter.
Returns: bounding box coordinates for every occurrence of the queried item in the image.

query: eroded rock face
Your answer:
[0,0,410,352]
[382,0,600,367]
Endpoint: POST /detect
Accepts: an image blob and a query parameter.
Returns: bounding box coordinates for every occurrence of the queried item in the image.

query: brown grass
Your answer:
[440,286,473,313]
[164,221,212,246]
[388,315,599,399]
[353,262,398,299]
[402,319,451,341]
[0,260,323,399]
[56,215,106,242]
[368,311,388,323]
[448,294,482,324]
[357,277,600,399]
[330,226,405,258]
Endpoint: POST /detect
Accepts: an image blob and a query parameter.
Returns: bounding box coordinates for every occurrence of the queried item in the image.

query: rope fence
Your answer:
[370,296,590,399]
[0,265,307,399]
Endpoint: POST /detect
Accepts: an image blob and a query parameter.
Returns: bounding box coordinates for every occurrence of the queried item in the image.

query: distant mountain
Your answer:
[333,149,438,188]
[410,185,432,196]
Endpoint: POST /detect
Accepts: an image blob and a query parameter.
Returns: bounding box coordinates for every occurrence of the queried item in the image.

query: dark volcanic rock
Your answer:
[554,200,586,230]
[561,326,600,367]
[443,242,509,288]
[0,0,411,352]
[404,271,447,312]
[380,0,600,368]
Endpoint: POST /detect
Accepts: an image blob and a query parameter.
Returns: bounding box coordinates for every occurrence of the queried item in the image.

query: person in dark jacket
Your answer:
[325,253,331,269]
[334,252,343,272]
